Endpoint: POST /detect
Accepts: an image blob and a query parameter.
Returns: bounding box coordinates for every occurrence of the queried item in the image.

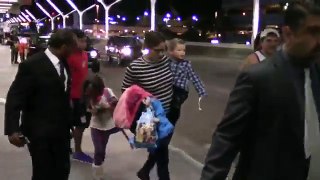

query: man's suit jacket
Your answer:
[4,51,72,140]
[201,51,320,180]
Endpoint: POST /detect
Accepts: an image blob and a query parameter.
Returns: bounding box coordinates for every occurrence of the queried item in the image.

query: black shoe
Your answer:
[137,170,150,180]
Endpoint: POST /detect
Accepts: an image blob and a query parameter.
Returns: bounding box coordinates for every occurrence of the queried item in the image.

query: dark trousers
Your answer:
[140,134,173,180]
[20,52,25,62]
[91,127,120,166]
[167,86,189,125]
[11,49,18,64]
[139,87,188,180]
[28,138,71,180]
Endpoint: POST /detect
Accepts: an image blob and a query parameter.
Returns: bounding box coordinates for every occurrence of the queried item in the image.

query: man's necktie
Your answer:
[59,61,66,89]
[304,69,320,179]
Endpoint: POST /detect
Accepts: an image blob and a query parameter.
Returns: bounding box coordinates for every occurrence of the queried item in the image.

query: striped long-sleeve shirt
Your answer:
[122,56,173,112]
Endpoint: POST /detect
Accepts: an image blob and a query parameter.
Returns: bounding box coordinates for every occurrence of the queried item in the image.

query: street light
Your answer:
[46,0,75,28]
[16,17,22,23]
[25,9,37,21]
[252,0,259,46]
[19,15,27,22]
[192,15,198,21]
[150,0,156,31]
[21,12,31,22]
[97,0,122,38]
[36,2,55,31]
[66,0,96,30]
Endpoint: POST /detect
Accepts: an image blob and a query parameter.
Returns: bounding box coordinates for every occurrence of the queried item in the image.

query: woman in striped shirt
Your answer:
[122,32,173,180]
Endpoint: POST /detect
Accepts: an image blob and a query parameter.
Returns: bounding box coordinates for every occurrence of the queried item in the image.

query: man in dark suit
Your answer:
[4,29,77,180]
[201,2,320,180]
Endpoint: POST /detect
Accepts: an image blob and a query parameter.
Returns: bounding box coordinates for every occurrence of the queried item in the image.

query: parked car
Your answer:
[105,36,143,66]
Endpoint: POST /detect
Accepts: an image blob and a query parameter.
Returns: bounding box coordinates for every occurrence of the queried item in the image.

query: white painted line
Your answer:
[169,145,204,169]
[0,97,6,104]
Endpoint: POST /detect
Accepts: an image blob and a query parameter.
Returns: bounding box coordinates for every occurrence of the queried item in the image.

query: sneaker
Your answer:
[72,152,93,164]
[92,164,104,180]
[137,170,150,180]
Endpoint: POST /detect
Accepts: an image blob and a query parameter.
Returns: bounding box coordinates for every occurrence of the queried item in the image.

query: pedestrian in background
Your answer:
[18,37,28,62]
[241,28,280,70]
[8,33,19,64]
[67,29,93,163]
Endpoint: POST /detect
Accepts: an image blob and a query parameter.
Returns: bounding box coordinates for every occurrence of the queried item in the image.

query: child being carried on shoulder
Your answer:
[83,75,120,180]
[167,38,208,125]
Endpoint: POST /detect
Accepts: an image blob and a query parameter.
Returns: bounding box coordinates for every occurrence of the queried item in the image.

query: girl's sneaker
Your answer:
[72,152,93,164]
[92,164,104,180]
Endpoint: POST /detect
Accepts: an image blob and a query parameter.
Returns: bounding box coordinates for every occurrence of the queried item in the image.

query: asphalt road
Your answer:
[0,45,243,179]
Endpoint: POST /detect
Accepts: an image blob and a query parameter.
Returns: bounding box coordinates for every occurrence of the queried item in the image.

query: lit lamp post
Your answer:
[150,0,156,31]
[16,17,22,23]
[66,0,96,30]
[47,0,76,28]
[19,15,27,22]
[36,2,55,31]
[25,9,37,22]
[21,12,32,22]
[97,0,122,38]
[25,10,47,32]
[252,0,259,47]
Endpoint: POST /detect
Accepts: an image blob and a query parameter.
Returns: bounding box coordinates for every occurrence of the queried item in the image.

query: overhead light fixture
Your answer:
[0,6,11,9]
[21,12,31,22]
[0,0,17,3]
[66,0,96,30]
[25,10,37,21]
[19,15,26,22]
[36,2,55,31]
[0,3,12,6]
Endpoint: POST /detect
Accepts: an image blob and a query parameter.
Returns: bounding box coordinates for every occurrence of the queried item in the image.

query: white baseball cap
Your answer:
[260,28,280,39]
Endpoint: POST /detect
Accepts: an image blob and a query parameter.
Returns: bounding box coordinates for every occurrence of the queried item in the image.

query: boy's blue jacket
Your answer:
[151,98,174,139]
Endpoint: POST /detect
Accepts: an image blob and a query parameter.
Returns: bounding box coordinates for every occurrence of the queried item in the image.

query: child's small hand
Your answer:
[198,96,206,111]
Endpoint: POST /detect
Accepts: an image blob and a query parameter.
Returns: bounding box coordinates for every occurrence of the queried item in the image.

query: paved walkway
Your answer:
[0,45,203,180]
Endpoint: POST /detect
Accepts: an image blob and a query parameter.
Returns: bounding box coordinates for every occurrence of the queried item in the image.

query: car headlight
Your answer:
[142,49,149,55]
[90,50,98,58]
[121,46,132,56]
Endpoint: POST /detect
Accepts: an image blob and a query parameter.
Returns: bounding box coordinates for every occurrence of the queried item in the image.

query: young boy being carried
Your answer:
[167,38,207,125]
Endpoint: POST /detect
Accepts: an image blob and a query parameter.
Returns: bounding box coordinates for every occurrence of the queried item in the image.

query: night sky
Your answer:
[25,0,221,22]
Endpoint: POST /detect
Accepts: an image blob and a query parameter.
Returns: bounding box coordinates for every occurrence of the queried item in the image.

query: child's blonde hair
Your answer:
[167,38,185,51]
